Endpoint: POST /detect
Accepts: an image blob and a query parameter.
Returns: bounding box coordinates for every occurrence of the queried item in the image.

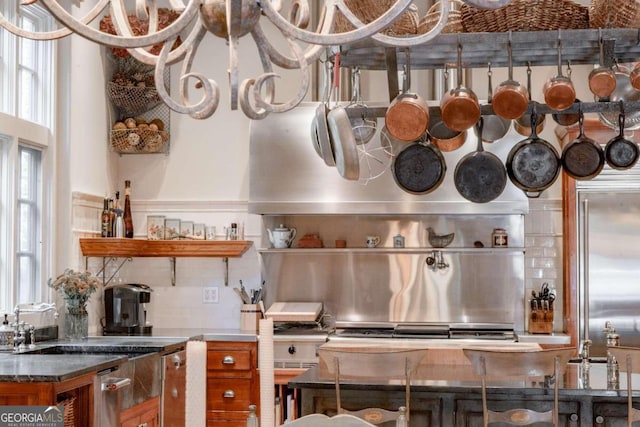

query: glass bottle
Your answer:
[124,180,134,238]
[114,209,124,238]
[101,198,110,238]
[111,192,120,237]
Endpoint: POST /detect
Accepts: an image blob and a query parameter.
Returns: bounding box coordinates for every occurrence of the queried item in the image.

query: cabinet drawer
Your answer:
[208,350,252,372]
[207,378,253,411]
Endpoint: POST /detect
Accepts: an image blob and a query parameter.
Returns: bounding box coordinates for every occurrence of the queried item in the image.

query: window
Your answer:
[0,1,54,311]
[0,1,54,127]
[16,145,41,304]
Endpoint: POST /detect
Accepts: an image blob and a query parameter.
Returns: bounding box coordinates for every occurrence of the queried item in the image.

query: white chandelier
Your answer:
[0,0,512,120]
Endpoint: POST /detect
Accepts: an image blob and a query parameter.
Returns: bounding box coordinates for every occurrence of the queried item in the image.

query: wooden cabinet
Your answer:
[206,341,259,426]
[120,396,160,427]
[0,373,95,426]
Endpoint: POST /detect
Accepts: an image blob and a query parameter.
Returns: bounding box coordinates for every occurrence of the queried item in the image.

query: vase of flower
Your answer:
[64,298,89,340]
[48,268,101,341]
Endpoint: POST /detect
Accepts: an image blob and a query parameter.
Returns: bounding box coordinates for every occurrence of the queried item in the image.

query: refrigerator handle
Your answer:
[583,198,590,345]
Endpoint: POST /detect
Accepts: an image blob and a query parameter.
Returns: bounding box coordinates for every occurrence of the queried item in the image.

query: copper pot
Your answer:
[543,39,576,111]
[630,63,640,91]
[483,63,511,143]
[440,44,481,132]
[492,41,529,120]
[588,38,616,99]
[385,62,429,142]
[428,118,466,152]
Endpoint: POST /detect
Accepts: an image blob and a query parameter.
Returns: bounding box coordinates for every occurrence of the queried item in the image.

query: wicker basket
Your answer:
[418,0,463,34]
[107,82,162,116]
[589,0,640,28]
[461,0,589,33]
[111,128,169,154]
[333,0,419,35]
[58,396,76,427]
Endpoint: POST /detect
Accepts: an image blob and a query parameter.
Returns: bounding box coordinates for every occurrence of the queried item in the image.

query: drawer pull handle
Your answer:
[222,355,236,365]
[223,390,235,398]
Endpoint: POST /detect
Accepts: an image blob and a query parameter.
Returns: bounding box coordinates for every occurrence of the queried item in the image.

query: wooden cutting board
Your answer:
[265,302,323,322]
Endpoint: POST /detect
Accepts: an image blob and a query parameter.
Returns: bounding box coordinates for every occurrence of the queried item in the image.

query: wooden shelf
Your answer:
[79,238,252,258]
[258,247,524,254]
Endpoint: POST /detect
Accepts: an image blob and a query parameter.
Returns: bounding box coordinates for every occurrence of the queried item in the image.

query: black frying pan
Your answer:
[561,111,605,180]
[507,112,561,198]
[454,118,507,203]
[605,113,639,170]
[392,136,446,195]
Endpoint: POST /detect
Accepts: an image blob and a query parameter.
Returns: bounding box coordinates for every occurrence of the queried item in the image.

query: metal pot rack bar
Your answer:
[337,28,639,70]
[344,101,640,120]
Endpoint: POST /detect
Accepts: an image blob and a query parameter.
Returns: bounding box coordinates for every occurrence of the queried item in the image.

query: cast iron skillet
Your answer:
[507,112,561,198]
[392,135,446,195]
[605,112,639,170]
[454,117,507,203]
[561,111,605,180]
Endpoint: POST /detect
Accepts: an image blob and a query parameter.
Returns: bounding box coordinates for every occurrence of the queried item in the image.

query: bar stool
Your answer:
[246,404,378,427]
[607,346,640,427]
[463,347,574,427]
[317,347,427,427]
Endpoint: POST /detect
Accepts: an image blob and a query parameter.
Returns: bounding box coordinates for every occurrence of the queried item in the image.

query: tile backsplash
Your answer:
[71,193,564,334]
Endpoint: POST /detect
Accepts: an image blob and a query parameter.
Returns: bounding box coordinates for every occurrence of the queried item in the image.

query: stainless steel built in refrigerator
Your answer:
[576,165,640,358]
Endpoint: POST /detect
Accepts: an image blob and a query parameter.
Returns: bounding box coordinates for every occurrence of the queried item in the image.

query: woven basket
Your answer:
[111,128,169,154]
[58,396,76,427]
[107,82,162,116]
[461,0,589,32]
[589,0,640,28]
[333,0,419,35]
[418,0,463,34]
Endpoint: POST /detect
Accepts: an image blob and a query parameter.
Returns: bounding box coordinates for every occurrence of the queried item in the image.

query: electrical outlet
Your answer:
[203,287,219,304]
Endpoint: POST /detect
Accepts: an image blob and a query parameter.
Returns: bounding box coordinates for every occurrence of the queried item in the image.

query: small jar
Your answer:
[492,228,508,247]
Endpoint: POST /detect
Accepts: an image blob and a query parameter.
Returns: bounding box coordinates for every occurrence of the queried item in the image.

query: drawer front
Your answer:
[208,350,252,372]
[207,378,253,411]
[207,419,248,427]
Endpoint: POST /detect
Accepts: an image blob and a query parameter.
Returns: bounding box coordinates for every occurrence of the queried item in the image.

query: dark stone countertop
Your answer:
[0,353,127,382]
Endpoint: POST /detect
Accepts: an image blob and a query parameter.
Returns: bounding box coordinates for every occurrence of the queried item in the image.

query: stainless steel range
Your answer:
[331,322,516,341]
[272,322,330,369]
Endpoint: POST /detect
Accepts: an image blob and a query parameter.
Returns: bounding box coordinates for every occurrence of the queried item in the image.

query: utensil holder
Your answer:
[528,309,554,334]
[241,304,262,333]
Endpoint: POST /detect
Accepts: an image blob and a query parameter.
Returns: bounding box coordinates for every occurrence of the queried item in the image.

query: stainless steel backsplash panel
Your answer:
[261,250,525,329]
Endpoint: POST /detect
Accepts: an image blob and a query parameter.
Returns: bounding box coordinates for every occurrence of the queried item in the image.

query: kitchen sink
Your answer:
[17,344,157,359]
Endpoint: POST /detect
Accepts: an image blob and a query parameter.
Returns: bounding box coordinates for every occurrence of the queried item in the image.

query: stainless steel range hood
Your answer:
[249,102,528,215]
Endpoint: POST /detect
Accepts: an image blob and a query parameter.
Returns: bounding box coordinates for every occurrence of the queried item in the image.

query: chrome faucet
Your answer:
[579,339,592,363]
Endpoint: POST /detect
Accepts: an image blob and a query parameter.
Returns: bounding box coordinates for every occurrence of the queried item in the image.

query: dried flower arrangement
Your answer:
[99,8,182,58]
[48,268,101,305]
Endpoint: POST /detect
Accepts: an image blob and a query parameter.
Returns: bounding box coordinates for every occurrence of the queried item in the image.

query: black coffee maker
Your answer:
[103,283,153,335]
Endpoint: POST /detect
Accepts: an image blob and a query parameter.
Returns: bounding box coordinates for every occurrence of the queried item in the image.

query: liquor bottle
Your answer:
[111,192,120,237]
[124,180,134,238]
[114,209,125,238]
[108,197,115,237]
[101,198,110,238]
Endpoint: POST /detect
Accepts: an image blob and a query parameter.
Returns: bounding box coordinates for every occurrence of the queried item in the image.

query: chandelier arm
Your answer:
[0,0,109,40]
[252,40,310,114]
[135,0,150,20]
[289,0,310,29]
[369,0,448,47]
[254,30,276,105]
[167,0,187,13]
[250,25,324,70]
[260,0,414,46]
[38,0,198,48]
[178,26,205,103]
[153,36,219,119]
[460,0,513,9]
[239,79,269,120]
[227,0,244,110]
[124,20,206,67]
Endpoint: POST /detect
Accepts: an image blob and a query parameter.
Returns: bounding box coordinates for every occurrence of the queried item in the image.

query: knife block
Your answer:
[241,304,262,332]
[528,308,553,334]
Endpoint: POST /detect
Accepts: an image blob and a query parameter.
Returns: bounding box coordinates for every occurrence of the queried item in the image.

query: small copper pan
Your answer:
[492,39,529,120]
[440,44,481,132]
[543,36,576,111]
[588,37,616,99]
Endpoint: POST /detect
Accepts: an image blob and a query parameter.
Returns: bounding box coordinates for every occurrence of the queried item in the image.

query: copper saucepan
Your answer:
[440,44,481,132]
[588,37,616,99]
[492,39,529,121]
[543,36,576,111]
[385,53,430,143]
[482,63,511,143]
